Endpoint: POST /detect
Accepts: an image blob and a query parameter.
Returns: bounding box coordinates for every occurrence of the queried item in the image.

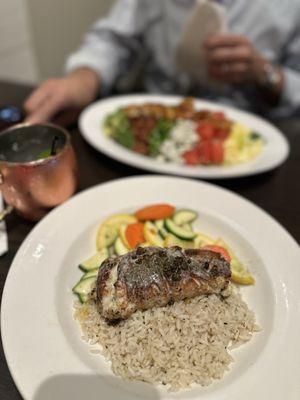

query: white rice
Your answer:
[74,285,259,391]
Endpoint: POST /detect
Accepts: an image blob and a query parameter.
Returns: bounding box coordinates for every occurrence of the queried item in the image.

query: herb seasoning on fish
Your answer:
[96,246,231,323]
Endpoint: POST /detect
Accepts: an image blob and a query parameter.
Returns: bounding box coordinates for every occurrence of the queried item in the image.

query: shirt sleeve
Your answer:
[274,24,300,117]
[65,0,149,95]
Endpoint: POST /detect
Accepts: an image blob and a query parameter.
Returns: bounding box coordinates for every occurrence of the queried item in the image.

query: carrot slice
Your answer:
[135,204,175,221]
[125,222,145,248]
[203,245,231,262]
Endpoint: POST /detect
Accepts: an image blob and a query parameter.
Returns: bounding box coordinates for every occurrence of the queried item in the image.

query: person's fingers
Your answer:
[209,65,227,79]
[25,91,68,123]
[209,70,245,84]
[24,86,50,114]
[207,45,252,64]
[24,79,58,114]
[204,34,249,49]
[210,62,248,75]
[209,62,249,83]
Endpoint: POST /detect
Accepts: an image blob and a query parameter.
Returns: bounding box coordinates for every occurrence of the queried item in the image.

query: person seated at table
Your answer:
[24,0,300,123]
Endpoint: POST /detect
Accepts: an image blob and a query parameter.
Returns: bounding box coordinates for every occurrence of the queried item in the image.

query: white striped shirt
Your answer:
[66,0,300,117]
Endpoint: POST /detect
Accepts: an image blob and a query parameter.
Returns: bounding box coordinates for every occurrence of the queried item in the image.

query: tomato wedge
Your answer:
[135,204,175,221]
[183,148,200,165]
[210,140,224,164]
[203,245,231,262]
[197,140,211,164]
[125,222,145,248]
[196,122,215,140]
[214,129,229,140]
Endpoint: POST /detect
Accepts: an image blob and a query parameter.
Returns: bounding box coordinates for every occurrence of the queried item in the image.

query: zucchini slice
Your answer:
[164,234,195,249]
[164,219,197,240]
[73,276,96,303]
[144,221,164,247]
[172,209,198,226]
[81,268,99,280]
[108,245,116,256]
[182,223,193,232]
[155,219,168,239]
[114,237,129,256]
[79,248,109,272]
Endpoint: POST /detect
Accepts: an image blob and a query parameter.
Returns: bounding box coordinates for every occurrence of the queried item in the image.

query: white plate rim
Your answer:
[79,94,290,179]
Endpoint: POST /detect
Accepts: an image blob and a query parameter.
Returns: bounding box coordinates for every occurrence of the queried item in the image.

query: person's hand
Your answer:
[205,34,269,85]
[24,68,100,124]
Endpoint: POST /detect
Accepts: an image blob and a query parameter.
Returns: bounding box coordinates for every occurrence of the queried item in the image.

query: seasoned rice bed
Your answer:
[74,287,259,391]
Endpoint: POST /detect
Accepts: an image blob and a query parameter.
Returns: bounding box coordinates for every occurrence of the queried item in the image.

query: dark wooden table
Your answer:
[0,80,299,400]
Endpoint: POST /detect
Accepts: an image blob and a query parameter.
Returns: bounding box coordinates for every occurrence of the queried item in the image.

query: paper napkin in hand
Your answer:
[0,195,8,256]
[176,0,228,86]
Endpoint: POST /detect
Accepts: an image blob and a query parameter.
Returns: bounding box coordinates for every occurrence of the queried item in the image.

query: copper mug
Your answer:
[0,123,78,221]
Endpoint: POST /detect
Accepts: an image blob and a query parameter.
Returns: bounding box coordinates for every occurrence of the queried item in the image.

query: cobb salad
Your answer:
[103,98,263,166]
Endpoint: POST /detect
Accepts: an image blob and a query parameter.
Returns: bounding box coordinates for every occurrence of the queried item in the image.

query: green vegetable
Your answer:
[164,218,197,240]
[104,110,126,131]
[115,128,134,148]
[155,219,168,239]
[81,268,99,280]
[37,149,52,159]
[172,209,198,226]
[79,249,109,272]
[104,110,134,148]
[149,119,174,156]
[114,237,129,256]
[250,132,261,140]
[73,276,96,303]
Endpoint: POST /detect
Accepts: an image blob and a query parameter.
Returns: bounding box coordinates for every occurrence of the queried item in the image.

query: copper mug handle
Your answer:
[0,205,14,221]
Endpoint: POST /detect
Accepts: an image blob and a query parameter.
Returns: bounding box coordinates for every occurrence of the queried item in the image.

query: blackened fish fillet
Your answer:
[96,246,231,322]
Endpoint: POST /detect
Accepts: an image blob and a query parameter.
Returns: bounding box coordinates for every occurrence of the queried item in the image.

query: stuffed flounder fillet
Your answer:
[96,246,231,322]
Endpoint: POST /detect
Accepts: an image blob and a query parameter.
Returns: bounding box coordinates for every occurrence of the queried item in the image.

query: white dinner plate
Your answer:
[79,95,290,179]
[1,176,300,400]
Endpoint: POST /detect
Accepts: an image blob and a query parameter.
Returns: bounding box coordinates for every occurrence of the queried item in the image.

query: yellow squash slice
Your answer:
[118,224,130,249]
[214,238,255,285]
[231,259,255,285]
[139,242,151,247]
[96,214,137,249]
[114,237,129,256]
[144,221,164,247]
[194,233,215,248]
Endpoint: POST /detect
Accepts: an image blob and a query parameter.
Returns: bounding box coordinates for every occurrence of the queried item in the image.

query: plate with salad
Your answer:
[79,94,289,179]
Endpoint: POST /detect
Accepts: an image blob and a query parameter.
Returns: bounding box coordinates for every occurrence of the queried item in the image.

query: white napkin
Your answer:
[176,0,228,86]
[0,194,8,256]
